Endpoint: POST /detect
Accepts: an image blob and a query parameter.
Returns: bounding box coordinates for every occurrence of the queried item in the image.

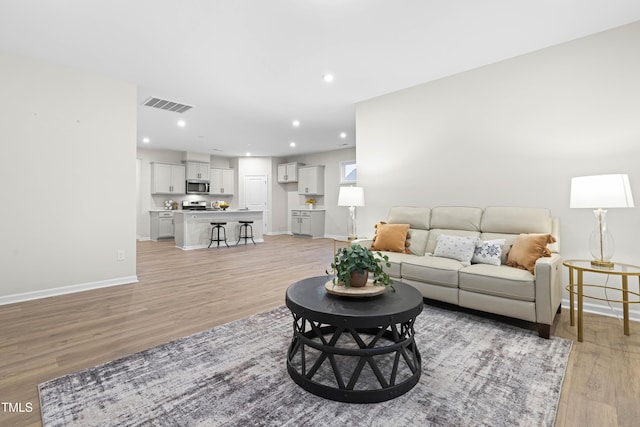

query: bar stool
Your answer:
[236,220,256,245]
[208,222,229,248]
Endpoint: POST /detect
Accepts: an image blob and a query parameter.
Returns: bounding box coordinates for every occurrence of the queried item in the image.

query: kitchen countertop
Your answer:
[173,209,264,249]
[174,209,262,213]
[150,209,261,213]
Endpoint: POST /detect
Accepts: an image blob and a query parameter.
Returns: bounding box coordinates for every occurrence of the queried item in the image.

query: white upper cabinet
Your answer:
[186,162,210,181]
[151,163,186,194]
[277,162,302,183]
[297,165,325,195]
[210,168,235,195]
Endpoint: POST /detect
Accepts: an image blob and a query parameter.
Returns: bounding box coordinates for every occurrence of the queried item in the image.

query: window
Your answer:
[340,160,357,184]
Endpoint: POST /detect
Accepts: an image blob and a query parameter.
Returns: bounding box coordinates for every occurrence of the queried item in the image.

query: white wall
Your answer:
[0,52,137,303]
[356,22,640,319]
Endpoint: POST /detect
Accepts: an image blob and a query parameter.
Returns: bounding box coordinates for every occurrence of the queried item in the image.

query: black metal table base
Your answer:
[286,314,421,403]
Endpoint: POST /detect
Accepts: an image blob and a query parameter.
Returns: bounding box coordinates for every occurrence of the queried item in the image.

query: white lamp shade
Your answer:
[570,174,634,209]
[338,186,365,207]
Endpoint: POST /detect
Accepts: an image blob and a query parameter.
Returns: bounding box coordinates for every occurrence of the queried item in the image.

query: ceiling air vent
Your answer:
[143,97,193,114]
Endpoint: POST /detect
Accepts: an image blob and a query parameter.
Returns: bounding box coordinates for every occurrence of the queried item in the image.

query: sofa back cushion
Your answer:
[407,229,429,256]
[480,206,559,255]
[387,206,430,230]
[424,207,483,255]
[430,207,483,231]
[387,206,431,255]
[481,206,552,234]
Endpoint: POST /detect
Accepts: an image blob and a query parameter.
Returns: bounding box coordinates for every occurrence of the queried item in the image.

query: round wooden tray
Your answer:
[324,279,386,298]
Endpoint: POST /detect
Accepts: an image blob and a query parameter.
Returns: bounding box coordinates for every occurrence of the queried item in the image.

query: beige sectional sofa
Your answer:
[355,206,562,338]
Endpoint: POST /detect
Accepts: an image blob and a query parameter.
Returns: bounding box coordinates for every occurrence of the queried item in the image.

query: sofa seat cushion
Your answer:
[459,264,535,302]
[376,251,416,278]
[401,255,464,288]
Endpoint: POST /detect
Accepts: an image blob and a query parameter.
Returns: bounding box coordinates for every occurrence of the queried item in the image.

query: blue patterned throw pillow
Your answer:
[471,239,506,266]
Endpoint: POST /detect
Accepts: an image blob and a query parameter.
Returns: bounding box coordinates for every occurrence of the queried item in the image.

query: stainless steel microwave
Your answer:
[186,181,210,194]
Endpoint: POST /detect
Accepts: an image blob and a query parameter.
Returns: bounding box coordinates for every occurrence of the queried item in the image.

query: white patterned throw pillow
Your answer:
[472,239,506,266]
[433,234,479,266]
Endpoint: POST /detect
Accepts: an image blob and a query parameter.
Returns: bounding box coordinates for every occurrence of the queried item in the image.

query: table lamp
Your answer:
[569,174,634,268]
[338,186,365,240]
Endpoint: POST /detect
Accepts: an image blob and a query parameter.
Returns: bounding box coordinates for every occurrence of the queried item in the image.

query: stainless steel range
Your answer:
[182,200,207,210]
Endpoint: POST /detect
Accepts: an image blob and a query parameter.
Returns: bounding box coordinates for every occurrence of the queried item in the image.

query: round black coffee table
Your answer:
[285,276,423,403]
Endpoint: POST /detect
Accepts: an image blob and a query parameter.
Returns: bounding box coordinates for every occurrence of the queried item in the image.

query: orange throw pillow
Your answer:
[371,222,411,254]
[506,233,557,274]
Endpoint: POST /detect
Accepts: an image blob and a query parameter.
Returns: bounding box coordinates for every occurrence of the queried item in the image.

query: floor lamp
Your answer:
[338,186,365,240]
[570,174,634,268]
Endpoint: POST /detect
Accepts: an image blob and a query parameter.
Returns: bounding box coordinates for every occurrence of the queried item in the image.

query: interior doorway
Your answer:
[243,174,268,233]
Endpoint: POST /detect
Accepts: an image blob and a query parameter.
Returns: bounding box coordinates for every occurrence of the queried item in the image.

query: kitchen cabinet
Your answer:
[277,162,303,183]
[297,165,325,195]
[150,211,174,240]
[186,162,210,181]
[291,209,325,238]
[151,162,186,194]
[210,168,235,195]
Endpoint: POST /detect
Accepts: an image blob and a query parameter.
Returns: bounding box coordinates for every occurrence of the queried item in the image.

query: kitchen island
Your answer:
[173,209,264,249]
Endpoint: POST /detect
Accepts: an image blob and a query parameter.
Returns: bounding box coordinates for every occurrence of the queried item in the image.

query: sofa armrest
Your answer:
[534,253,563,325]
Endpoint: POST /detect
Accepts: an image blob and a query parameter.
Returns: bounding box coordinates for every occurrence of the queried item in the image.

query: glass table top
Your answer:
[563,259,640,275]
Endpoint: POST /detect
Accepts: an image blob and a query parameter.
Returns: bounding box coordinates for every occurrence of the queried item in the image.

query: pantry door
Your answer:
[244,175,268,233]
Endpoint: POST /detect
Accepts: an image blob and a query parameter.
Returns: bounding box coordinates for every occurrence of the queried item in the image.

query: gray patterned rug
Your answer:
[39,304,572,427]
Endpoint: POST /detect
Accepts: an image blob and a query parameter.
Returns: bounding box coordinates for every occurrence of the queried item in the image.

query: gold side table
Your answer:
[333,237,352,255]
[563,259,640,342]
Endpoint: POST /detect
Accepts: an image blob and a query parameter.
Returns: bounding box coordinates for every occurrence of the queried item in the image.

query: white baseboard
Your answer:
[178,239,265,250]
[561,298,640,323]
[323,234,342,239]
[0,276,139,306]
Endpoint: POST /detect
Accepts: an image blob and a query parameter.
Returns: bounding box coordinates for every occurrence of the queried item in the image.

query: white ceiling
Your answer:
[2,1,640,158]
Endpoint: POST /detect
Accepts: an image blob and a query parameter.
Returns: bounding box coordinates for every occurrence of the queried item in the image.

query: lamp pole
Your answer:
[348,205,357,240]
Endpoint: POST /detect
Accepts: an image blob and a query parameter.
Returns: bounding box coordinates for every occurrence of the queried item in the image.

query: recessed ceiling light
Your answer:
[290,142,296,148]
[292,120,300,127]
[246,152,251,157]
[142,137,150,144]
[322,73,334,83]
[339,132,347,139]
[177,120,186,127]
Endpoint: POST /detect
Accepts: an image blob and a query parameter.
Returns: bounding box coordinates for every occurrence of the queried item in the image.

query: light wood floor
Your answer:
[0,235,638,426]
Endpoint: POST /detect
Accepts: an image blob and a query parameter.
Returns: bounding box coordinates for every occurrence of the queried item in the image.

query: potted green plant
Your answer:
[326,243,395,291]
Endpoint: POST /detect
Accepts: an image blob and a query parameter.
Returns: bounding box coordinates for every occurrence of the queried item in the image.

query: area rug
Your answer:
[39,305,572,427]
